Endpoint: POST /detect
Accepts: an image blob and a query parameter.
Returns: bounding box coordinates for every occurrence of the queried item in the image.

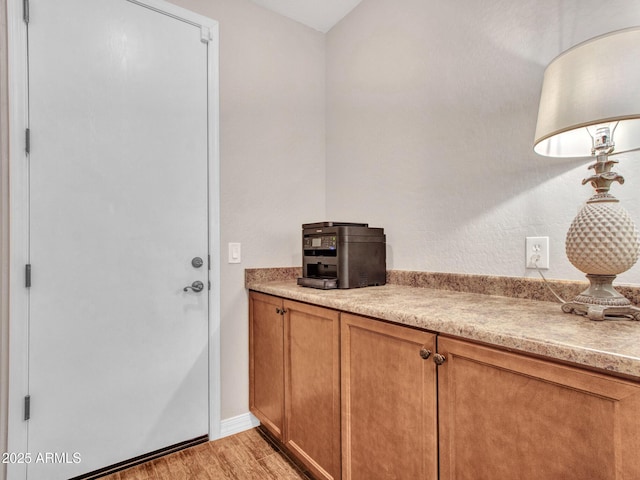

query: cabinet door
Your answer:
[249,292,285,439]
[438,336,640,480]
[341,313,438,480]
[284,300,341,480]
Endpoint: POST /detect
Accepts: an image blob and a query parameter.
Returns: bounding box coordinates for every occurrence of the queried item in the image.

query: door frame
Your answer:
[5,1,221,478]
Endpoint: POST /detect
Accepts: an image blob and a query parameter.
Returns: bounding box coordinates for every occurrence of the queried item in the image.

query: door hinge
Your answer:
[25,264,31,287]
[23,0,29,23]
[24,395,31,421]
[25,128,30,154]
[208,254,211,270]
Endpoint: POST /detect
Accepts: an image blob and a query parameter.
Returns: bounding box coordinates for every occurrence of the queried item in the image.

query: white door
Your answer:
[27,1,211,478]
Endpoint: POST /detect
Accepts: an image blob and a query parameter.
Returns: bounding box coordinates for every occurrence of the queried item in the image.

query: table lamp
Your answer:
[534,27,640,321]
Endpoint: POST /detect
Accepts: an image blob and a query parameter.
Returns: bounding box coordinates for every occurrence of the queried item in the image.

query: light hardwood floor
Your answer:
[101,428,311,480]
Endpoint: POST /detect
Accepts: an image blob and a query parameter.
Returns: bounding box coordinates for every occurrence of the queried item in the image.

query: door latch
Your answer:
[183,281,204,293]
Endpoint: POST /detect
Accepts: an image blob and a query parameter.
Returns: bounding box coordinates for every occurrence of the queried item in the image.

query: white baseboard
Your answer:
[217,412,260,439]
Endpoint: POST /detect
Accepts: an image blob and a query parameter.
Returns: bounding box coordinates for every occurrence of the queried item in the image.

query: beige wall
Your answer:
[326,0,640,284]
[167,0,326,420]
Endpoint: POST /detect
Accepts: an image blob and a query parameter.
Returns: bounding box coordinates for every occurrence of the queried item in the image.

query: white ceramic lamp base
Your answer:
[563,194,640,321]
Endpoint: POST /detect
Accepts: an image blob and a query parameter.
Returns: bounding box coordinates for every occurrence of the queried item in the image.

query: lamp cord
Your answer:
[531,255,567,304]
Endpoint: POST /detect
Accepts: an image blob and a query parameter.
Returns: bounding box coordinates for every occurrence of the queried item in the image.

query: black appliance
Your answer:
[297,222,386,289]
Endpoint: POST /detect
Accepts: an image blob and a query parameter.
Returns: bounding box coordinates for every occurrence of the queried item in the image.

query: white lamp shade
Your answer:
[534,27,640,157]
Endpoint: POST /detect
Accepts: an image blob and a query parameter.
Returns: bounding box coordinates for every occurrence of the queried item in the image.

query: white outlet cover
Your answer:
[525,236,549,269]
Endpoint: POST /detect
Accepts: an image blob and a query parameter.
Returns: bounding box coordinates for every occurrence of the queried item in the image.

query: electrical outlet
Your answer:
[525,236,549,269]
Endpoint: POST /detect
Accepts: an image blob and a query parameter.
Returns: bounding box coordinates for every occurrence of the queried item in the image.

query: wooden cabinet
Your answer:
[341,313,438,480]
[249,292,340,480]
[285,300,341,480]
[251,291,640,480]
[249,292,285,439]
[437,336,640,480]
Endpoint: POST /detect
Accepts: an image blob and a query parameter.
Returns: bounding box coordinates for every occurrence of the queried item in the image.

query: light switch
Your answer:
[228,242,241,264]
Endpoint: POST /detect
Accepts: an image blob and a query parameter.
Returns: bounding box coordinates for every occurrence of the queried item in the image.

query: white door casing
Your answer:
[6,1,221,479]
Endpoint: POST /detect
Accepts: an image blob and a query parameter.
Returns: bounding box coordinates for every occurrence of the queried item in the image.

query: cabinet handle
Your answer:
[433,353,447,365]
[419,348,432,360]
[276,307,281,314]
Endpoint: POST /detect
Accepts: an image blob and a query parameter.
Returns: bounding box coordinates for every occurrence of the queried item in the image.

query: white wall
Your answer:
[326,0,640,284]
[168,0,326,420]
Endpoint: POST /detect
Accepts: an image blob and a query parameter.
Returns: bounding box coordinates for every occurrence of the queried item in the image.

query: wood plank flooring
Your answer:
[101,428,311,480]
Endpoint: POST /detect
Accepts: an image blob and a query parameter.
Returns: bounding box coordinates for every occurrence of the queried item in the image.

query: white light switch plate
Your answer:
[228,242,241,264]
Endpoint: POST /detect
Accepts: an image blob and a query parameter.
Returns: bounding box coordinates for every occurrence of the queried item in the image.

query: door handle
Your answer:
[183,281,204,293]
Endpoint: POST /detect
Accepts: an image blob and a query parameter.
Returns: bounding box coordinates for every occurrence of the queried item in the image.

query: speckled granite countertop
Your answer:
[248,280,640,380]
